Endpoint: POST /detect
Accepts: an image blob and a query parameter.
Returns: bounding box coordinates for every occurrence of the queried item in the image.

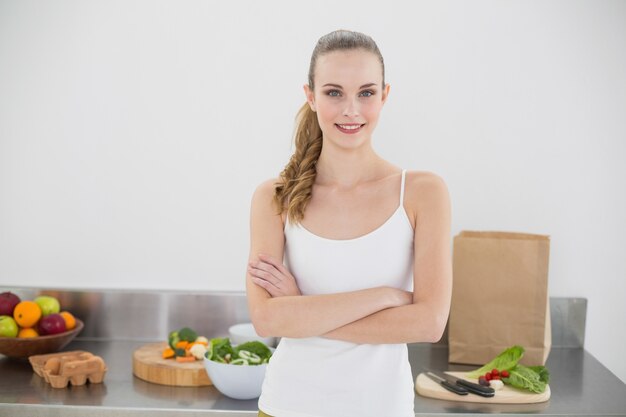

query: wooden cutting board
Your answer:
[132,342,212,386]
[415,372,550,404]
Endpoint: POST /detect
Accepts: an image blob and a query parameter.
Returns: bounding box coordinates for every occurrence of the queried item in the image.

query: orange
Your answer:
[13,301,42,328]
[18,328,39,338]
[59,311,76,330]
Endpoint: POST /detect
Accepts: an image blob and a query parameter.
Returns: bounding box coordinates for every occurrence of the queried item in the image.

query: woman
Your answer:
[246,30,452,417]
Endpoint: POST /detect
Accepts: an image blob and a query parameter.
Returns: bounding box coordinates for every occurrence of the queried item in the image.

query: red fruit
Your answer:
[0,292,21,316]
[492,375,501,380]
[38,313,67,335]
[501,370,510,378]
[485,372,493,381]
[491,369,500,376]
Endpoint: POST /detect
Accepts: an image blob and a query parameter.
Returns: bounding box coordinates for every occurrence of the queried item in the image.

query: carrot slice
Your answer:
[175,341,189,349]
[162,347,175,359]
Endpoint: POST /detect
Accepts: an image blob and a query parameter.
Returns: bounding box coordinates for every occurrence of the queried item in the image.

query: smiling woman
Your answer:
[246,29,452,417]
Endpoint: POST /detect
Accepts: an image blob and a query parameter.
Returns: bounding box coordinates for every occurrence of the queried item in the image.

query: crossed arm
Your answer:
[246,173,452,345]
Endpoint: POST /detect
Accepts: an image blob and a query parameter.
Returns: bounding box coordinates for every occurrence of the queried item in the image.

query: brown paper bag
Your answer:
[448,231,551,366]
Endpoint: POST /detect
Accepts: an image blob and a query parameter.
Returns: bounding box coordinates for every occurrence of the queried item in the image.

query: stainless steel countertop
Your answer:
[1,341,625,417]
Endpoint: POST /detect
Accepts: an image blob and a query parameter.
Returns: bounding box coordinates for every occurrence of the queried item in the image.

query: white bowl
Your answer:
[228,323,275,347]
[203,350,272,400]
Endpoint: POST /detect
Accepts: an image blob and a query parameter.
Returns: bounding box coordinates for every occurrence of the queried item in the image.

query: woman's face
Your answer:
[305,49,390,151]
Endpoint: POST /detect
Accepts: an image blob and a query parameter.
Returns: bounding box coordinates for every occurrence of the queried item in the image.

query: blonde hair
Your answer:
[274,30,385,224]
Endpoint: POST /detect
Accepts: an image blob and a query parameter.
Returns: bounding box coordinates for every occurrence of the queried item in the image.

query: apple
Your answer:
[0,315,19,338]
[38,313,67,335]
[0,292,21,316]
[34,296,60,316]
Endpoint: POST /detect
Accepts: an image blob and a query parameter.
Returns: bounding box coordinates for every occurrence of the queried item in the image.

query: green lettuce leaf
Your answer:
[466,345,525,378]
[207,338,272,365]
[503,364,548,393]
[528,365,550,384]
[234,341,273,362]
[209,337,235,361]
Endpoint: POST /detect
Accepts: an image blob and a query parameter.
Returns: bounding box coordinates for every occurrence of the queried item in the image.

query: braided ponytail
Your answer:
[274,103,322,224]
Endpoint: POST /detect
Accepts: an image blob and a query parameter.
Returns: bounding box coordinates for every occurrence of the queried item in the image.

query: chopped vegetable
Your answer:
[168,330,180,349]
[175,355,196,363]
[206,337,272,366]
[467,345,550,393]
[238,350,261,364]
[179,327,198,343]
[189,343,207,360]
[234,341,272,362]
[175,340,190,349]
[209,337,235,362]
[169,327,198,349]
[490,380,504,391]
[205,341,213,360]
[195,336,209,345]
[162,327,211,361]
[162,347,175,359]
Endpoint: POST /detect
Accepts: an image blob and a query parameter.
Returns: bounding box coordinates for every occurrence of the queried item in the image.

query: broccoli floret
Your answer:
[178,327,198,342]
[168,331,180,349]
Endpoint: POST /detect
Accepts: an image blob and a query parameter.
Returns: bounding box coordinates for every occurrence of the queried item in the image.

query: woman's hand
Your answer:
[248,253,302,297]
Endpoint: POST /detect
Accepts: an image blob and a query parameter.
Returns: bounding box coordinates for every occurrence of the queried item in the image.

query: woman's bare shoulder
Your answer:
[251,177,284,221]
[405,170,448,191]
[403,170,450,222]
[252,178,281,200]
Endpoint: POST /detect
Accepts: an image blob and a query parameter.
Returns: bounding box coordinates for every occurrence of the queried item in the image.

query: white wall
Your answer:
[1,0,624,382]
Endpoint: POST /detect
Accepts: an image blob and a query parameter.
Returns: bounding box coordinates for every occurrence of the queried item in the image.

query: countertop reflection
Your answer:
[1,340,625,416]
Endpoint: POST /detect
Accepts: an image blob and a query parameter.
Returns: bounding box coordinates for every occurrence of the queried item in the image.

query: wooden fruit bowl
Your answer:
[0,319,84,359]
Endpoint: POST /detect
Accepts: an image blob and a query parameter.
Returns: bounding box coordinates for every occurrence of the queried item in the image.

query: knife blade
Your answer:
[430,371,495,398]
[424,372,469,395]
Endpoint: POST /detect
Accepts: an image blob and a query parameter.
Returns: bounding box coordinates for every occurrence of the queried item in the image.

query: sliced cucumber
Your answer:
[238,350,261,364]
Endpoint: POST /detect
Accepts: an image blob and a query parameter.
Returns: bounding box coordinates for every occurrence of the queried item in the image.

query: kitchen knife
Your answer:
[424,372,468,395]
[430,371,495,398]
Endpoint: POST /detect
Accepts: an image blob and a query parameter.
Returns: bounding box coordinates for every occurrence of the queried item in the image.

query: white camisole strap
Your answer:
[399,169,407,205]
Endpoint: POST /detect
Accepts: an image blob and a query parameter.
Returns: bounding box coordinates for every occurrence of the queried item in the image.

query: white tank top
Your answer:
[258,170,415,417]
